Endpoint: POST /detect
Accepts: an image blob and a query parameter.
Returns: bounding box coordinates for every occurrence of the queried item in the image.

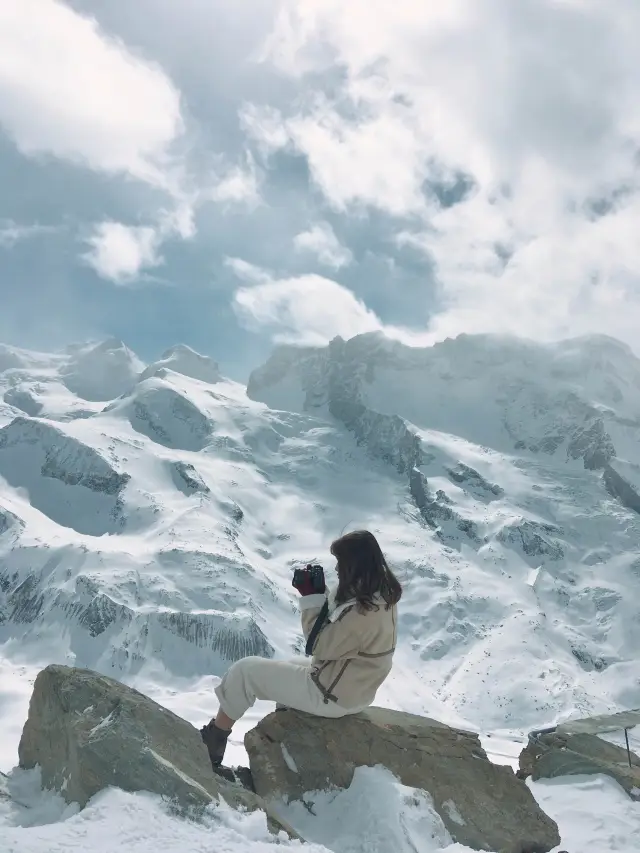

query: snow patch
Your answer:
[277,765,455,853]
[441,798,465,826]
[280,743,298,774]
[88,711,115,738]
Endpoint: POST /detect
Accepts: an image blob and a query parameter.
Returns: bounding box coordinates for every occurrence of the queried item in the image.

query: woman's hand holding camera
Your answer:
[292,564,326,596]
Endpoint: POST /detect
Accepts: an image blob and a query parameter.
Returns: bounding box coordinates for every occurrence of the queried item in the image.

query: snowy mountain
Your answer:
[1,332,640,852]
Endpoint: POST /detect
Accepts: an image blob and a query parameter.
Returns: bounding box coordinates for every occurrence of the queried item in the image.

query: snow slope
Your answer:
[1,331,640,852]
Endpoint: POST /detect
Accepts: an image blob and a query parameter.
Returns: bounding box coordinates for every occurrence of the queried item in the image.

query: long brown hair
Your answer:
[331,530,402,612]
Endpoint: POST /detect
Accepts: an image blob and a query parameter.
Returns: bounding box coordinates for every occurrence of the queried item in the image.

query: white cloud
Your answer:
[209,156,261,207]
[0,220,59,247]
[240,103,291,155]
[0,0,202,279]
[83,222,162,283]
[0,0,272,284]
[229,260,429,346]
[0,0,184,189]
[224,257,271,284]
[294,221,352,268]
[230,264,381,345]
[249,0,640,350]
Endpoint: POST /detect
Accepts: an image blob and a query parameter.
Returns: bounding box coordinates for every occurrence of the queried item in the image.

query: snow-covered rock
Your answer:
[329,399,422,473]
[566,418,616,469]
[169,461,211,496]
[0,504,23,539]
[446,463,504,499]
[0,417,130,535]
[106,379,213,451]
[603,459,640,514]
[247,708,561,852]
[496,518,565,563]
[0,770,8,803]
[0,375,102,423]
[519,718,640,799]
[408,468,480,546]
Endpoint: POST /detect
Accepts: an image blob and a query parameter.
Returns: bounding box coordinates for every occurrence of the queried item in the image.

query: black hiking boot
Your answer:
[211,765,256,792]
[200,721,230,770]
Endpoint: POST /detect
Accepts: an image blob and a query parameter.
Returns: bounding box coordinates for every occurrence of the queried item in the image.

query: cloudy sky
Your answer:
[2,0,640,378]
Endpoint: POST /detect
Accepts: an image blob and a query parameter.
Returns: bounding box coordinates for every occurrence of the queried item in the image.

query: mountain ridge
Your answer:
[1,330,639,752]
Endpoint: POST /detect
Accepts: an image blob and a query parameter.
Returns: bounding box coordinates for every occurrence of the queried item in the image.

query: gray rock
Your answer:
[497,519,564,561]
[0,504,24,538]
[245,707,560,853]
[603,464,640,514]
[18,665,298,837]
[570,645,609,672]
[519,729,640,800]
[6,573,45,623]
[330,399,423,474]
[446,463,504,498]
[169,461,211,496]
[409,468,479,545]
[567,418,616,469]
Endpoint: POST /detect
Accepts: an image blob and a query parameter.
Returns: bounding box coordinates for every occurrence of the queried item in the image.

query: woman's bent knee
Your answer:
[228,655,263,674]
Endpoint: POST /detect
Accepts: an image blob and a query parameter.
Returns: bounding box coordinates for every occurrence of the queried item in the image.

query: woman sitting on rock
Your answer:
[201,529,402,771]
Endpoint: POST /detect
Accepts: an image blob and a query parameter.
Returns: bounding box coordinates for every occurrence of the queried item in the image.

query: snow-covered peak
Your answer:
[59,339,145,402]
[138,344,221,385]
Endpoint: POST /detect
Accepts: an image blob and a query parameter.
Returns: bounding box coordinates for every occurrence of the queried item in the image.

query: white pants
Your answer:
[214,656,361,722]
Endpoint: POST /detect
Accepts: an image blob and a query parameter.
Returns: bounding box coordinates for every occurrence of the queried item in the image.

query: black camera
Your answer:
[292,563,326,593]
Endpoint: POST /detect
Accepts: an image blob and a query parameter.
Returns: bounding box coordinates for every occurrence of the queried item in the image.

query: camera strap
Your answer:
[305,600,329,656]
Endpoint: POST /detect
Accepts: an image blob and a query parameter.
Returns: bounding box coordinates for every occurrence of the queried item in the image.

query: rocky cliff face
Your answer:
[247,331,640,518]
[0,540,274,677]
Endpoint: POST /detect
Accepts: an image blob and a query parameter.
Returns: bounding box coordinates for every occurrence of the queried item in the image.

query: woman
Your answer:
[200,529,401,771]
